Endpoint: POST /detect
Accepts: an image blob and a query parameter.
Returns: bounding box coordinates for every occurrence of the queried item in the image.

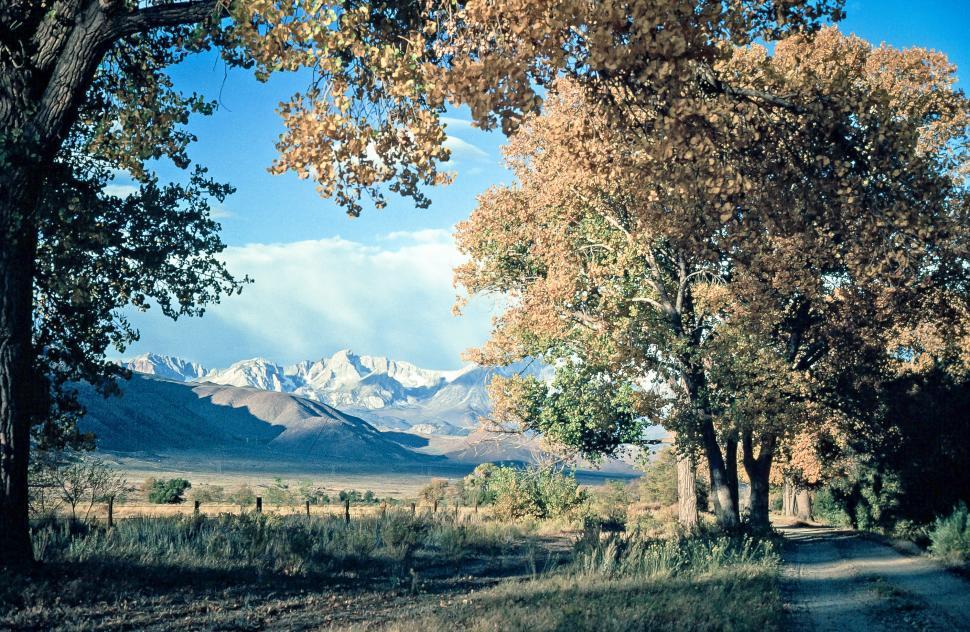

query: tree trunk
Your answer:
[782,478,797,517]
[0,182,39,567]
[676,449,698,530]
[741,430,775,530]
[699,417,739,529]
[796,488,813,521]
[724,435,739,517]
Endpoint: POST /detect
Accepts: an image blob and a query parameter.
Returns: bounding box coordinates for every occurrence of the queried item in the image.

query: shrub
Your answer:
[227,484,256,508]
[591,480,632,530]
[490,466,587,521]
[929,503,970,563]
[148,478,191,504]
[418,479,450,512]
[189,484,225,504]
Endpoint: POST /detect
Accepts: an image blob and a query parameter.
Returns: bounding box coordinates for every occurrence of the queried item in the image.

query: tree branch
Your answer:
[114,0,221,36]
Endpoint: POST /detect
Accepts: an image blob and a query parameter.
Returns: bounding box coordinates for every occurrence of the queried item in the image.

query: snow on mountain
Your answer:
[201,358,300,393]
[122,353,207,382]
[121,349,542,435]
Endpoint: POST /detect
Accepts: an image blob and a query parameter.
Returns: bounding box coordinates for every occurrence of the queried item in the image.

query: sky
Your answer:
[117,0,970,370]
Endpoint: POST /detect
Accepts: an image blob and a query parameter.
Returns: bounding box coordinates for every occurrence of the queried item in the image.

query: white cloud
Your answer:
[210,204,235,220]
[124,233,494,369]
[444,136,490,161]
[103,184,138,198]
[381,228,453,243]
[440,116,478,131]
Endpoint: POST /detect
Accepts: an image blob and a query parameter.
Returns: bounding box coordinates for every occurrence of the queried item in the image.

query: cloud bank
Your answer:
[122,230,495,369]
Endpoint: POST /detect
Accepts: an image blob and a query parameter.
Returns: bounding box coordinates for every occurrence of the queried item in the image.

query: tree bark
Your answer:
[0,173,40,567]
[698,416,739,529]
[782,478,797,517]
[725,435,739,517]
[675,446,698,530]
[741,430,775,530]
[796,488,813,521]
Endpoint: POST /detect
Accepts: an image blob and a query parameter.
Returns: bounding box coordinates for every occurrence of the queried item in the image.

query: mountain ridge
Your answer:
[121,350,544,435]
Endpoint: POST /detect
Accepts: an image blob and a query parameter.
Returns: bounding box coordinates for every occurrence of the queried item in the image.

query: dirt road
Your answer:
[780,523,970,631]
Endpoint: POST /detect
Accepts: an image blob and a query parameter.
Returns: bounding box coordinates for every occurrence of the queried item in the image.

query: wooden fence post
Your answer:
[256,497,262,513]
[433,499,438,514]
[194,500,200,515]
[306,500,311,517]
[344,497,351,524]
[474,498,479,514]
[107,497,114,528]
[410,502,416,516]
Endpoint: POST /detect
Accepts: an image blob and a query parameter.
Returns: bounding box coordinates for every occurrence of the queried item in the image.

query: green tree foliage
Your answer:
[460,463,498,507]
[496,362,650,461]
[490,466,587,521]
[815,367,970,530]
[148,479,192,505]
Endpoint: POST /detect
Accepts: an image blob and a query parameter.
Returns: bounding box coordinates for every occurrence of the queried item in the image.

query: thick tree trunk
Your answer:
[0,175,40,567]
[796,488,813,521]
[741,430,775,530]
[699,418,739,529]
[782,478,797,517]
[676,448,698,530]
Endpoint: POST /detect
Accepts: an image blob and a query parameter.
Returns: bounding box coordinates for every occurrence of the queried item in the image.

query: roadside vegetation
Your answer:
[3,458,790,630]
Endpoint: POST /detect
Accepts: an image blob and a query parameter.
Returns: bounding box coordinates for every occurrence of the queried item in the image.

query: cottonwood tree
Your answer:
[0,0,852,564]
[455,29,968,529]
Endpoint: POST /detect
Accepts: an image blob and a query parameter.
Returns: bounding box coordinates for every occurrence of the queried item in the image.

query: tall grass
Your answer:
[388,530,785,632]
[30,510,532,577]
[573,529,780,579]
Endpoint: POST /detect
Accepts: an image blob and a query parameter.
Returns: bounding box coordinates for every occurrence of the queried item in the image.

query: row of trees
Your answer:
[455,29,969,530]
[0,0,959,563]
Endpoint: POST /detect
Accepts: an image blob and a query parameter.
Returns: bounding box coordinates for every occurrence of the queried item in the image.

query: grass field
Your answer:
[2,507,784,631]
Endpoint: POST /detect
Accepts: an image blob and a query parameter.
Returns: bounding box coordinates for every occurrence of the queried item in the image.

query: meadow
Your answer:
[2,462,784,631]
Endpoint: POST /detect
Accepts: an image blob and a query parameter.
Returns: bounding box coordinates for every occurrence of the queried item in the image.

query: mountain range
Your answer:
[77,374,436,467]
[121,350,544,436]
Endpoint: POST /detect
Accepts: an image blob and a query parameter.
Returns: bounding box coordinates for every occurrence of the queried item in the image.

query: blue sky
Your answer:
[119,1,970,370]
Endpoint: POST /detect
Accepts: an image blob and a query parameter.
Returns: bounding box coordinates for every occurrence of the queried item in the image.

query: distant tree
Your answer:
[148,479,192,504]
[189,484,226,504]
[41,454,129,522]
[419,479,450,513]
[297,481,329,505]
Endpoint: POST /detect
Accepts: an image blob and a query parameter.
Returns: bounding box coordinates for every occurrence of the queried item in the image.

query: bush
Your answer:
[227,484,256,508]
[189,484,225,504]
[929,503,970,563]
[148,478,191,504]
[591,481,632,530]
[490,466,587,521]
